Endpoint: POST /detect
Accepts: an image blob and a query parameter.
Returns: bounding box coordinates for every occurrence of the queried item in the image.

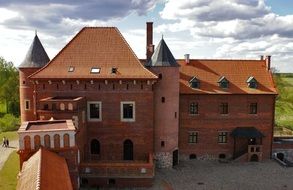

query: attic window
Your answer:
[247,76,258,89]
[111,67,117,74]
[68,66,75,72]
[189,76,200,89]
[218,76,229,89]
[91,67,100,74]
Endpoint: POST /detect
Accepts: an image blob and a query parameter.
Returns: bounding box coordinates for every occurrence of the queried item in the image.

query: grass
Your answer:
[0,131,18,141]
[0,151,19,190]
[274,73,293,131]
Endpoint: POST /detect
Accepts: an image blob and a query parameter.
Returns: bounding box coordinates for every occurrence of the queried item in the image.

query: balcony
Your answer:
[79,154,154,178]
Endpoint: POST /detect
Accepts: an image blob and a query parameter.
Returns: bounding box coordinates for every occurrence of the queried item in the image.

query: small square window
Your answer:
[191,82,199,88]
[161,141,165,147]
[68,66,75,72]
[90,67,101,74]
[218,132,228,143]
[87,101,102,121]
[121,102,135,122]
[188,132,198,143]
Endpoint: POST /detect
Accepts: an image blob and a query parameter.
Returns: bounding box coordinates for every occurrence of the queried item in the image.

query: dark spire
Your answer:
[19,33,50,68]
[146,38,179,67]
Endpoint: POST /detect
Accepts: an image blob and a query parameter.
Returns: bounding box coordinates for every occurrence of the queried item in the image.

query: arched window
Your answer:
[24,136,31,150]
[123,139,133,160]
[63,134,70,148]
[60,103,65,111]
[68,103,73,111]
[34,135,41,150]
[44,134,51,148]
[54,134,60,149]
[90,139,100,154]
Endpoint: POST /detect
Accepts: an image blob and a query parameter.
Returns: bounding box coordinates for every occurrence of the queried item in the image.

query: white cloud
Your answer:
[155,0,293,72]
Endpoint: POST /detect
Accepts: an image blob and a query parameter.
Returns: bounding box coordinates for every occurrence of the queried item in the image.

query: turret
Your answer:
[146,28,180,168]
[19,33,50,122]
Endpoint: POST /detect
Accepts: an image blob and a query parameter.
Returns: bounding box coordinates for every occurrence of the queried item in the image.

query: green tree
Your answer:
[0,57,19,116]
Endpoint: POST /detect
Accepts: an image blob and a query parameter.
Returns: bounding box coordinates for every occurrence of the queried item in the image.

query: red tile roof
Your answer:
[178,59,277,94]
[17,148,73,190]
[30,27,157,80]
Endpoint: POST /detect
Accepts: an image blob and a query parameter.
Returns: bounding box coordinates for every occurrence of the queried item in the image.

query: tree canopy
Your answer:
[0,57,19,116]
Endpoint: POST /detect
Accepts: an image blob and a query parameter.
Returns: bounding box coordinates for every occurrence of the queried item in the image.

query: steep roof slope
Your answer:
[17,148,73,190]
[30,27,157,79]
[179,59,277,94]
[146,38,179,67]
[19,34,50,68]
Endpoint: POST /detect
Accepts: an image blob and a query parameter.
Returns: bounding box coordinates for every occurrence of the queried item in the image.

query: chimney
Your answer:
[260,55,264,60]
[184,54,190,64]
[265,55,271,70]
[146,22,154,60]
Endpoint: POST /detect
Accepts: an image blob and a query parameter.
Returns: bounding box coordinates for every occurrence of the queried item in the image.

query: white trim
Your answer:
[120,101,135,122]
[24,99,30,110]
[87,101,102,121]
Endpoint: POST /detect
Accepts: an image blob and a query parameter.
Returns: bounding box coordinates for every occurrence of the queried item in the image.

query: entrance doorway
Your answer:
[172,149,178,166]
[123,139,133,160]
[250,154,259,162]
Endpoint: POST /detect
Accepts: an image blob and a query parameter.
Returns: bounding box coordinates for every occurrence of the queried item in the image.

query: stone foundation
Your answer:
[155,152,172,168]
[179,153,233,161]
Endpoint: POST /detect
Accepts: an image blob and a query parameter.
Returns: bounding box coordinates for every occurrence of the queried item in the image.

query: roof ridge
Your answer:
[114,27,158,78]
[36,149,42,190]
[177,58,265,62]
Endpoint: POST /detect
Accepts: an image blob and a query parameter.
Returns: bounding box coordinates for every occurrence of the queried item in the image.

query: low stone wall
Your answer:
[179,153,232,161]
[155,152,172,168]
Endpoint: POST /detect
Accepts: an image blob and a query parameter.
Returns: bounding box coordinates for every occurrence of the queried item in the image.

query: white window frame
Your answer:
[121,101,135,122]
[87,101,102,121]
[24,99,30,110]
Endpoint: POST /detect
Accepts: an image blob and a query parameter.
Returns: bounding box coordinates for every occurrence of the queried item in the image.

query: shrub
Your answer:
[0,114,20,132]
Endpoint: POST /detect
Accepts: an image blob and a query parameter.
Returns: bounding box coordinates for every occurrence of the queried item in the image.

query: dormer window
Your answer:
[91,67,100,74]
[189,76,200,89]
[247,76,258,89]
[218,76,229,89]
[68,66,75,72]
[111,67,117,74]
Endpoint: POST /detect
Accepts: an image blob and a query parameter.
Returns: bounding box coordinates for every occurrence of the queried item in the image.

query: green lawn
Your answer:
[0,131,18,142]
[0,151,19,190]
[274,73,293,130]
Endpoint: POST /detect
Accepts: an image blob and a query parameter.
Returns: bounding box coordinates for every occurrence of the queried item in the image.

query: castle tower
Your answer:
[19,33,50,122]
[146,37,180,168]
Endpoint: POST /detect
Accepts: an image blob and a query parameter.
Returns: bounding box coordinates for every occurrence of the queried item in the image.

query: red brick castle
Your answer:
[17,22,277,189]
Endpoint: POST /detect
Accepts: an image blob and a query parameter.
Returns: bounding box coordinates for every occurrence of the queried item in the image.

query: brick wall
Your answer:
[179,94,275,160]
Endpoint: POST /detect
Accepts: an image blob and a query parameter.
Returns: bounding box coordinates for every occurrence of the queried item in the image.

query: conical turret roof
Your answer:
[146,38,179,67]
[19,34,50,68]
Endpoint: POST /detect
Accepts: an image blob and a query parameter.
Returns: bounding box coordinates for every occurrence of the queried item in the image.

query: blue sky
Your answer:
[0,0,292,72]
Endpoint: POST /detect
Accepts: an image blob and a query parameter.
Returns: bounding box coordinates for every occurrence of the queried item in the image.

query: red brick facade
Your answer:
[179,94,275,160]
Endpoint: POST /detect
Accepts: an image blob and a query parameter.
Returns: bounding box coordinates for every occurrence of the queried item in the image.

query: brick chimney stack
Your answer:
[146,22,154,60]
[265,55,271,70]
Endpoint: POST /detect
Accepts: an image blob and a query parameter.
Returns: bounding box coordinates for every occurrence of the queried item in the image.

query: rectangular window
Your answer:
[87,101,102,121]
[218,132,228,143]
[121,101,135,122]
[188,132,198,143]
[220,103,228,114]
[25,100,30,110]
[189,102,198,115]
[90,67,101,74]
[249,103,257,114]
